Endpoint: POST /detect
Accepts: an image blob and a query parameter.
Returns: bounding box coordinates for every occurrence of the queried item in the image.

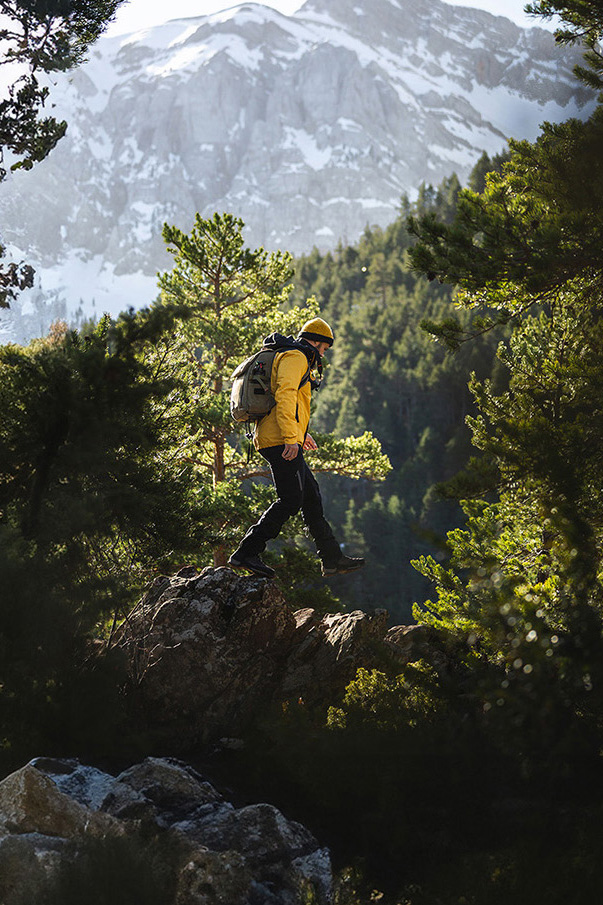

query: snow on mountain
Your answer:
[0,0,595,334]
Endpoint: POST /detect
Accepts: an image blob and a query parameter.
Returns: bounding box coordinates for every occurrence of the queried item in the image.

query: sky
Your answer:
[105,0,554,37]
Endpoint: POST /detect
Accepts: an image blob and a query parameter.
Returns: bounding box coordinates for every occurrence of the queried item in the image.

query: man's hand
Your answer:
[303,433,318,452]
[282,443,299,460]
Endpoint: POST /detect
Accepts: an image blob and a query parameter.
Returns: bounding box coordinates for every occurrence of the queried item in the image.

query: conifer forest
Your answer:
[1,0,603,902]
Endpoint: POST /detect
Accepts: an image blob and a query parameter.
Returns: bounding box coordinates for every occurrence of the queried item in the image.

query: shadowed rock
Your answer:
[0,756,332,905]
[114,566,391,747]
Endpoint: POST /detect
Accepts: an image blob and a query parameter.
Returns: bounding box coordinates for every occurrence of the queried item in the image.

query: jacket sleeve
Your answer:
[274,351,308,445]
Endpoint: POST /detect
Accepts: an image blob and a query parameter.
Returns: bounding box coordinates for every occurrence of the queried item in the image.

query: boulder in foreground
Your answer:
[0,755,332,905]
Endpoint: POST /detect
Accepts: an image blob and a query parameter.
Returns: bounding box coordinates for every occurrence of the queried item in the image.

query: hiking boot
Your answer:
[321,554,365,577]
[228,552,275,579]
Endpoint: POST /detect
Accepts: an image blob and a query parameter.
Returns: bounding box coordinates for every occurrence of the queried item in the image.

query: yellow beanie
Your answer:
[298,317,334,346]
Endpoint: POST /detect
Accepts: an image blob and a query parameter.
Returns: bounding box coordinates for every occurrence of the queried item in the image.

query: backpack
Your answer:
[230,335,314,425]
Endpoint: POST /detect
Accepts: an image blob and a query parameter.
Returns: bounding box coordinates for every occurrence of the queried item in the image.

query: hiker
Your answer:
[228,317,365,579]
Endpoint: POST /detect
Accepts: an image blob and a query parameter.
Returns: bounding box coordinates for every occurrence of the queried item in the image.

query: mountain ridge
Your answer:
[0,0,595,338]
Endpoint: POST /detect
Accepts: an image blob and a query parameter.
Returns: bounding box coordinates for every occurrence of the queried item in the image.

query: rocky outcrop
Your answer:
[0,756,332,905]
[0,571,454,904]
[113,565,460,750]
[115,566,390,747]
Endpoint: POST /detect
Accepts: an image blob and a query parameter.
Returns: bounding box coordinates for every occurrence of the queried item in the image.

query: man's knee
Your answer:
[278,494,303,519]
[273,472,304,518]
[261,494,302,531]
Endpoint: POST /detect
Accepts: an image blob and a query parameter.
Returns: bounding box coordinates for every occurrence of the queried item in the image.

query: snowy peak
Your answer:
[0,0,595,339]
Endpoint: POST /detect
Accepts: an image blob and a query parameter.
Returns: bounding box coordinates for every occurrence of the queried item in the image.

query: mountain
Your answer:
[0,0,595,335]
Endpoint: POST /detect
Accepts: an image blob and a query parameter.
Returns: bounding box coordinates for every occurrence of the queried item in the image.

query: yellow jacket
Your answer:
[255,350,312,449]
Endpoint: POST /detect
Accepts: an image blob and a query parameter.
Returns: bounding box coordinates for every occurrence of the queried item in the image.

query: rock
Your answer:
[111,758,332,904]
[0,763,120,839]
[109,757,224,826]
[2,755,333,905]
[0,834,67,905]
[282,608,389,702]
[384,623,442,664]
[116,567,298,745]
[115,567,391,746]
[0,763,121,905]
[175,801,332,905]
[175,848,252,905]
[384,623,464,676]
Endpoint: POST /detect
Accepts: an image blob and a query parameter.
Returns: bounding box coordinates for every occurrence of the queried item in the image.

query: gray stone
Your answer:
[384,622,463,676]
[0,763,121,839]
[116,567,298,745]
[0,833,68,905]
[20,755,334,905]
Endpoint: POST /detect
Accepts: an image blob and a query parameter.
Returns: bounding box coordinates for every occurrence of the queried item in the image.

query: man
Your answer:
[228,316,365,579]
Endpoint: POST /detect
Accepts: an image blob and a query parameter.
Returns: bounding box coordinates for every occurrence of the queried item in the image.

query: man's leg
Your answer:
[298,461,341,563]
[300,460,365,576]
[230,445,364,577]
[231,445,305,560]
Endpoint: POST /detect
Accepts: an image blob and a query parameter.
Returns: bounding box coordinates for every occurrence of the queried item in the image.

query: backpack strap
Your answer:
[299,359,312,390]
[262,346,312,393]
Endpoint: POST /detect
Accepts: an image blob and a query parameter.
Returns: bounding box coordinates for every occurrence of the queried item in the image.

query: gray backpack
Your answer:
[230,347,311,424]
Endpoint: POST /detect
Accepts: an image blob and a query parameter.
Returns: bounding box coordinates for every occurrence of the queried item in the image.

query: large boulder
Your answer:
[0,756,332,905]
[115,566,390,747]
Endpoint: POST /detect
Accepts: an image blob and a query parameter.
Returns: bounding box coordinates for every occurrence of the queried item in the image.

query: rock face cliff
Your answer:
[0,0,594,334]
[112,565,455,749]
[115,566,398,748]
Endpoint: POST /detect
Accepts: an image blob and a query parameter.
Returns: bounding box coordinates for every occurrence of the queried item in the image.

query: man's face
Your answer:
[308,339,330,357]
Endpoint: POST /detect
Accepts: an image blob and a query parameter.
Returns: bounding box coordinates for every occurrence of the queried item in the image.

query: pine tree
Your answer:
[526,0,603,91]
[0,303,211,767]
[405,0,603,771]
[413,303,603,767]
[158,212,390,570]
[0,305,209,585]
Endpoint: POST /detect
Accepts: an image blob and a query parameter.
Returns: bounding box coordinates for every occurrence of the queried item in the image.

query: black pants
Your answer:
[235,444,341,564]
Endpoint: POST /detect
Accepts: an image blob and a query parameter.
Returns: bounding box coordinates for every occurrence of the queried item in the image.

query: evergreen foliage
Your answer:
[408,111,603,340]
[526,0,603,91]
[0,306,211,770]
[289,174,504,618]
[0,0,125,179]
[157,212,390,603]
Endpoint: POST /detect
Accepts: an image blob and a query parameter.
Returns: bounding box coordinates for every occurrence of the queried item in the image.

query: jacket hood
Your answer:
[261,332,295,350]
[262,333,318,364]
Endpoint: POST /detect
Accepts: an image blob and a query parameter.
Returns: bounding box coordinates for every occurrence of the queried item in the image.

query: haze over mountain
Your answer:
[0,0,594,338]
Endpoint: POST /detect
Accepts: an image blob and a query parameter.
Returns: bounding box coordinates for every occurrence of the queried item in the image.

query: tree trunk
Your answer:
[214,547,227,566]
[213,437,225,486]
[212,363,228,566]
[212,436,228,566]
